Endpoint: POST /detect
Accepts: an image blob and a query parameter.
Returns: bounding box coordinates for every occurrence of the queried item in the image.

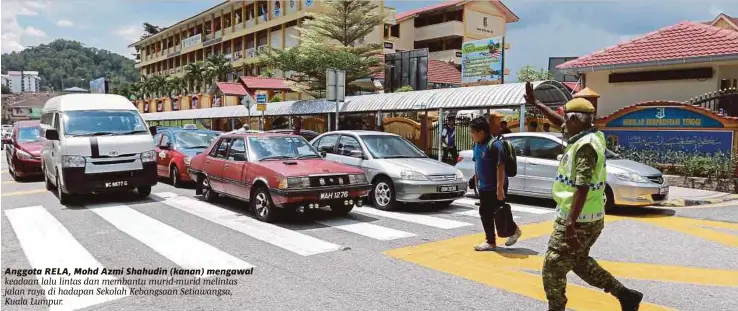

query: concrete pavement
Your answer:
[1,161,737,311]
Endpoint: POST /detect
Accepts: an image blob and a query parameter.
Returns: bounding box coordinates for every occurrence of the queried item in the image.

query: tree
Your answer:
[1,85,10,94]
[260,0,389,96]
[141,23,162,40]
[517,65,553,82]
[203,54,232,94]
[184,62,205,94]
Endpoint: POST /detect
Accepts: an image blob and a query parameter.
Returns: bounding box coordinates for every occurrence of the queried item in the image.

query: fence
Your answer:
[428,116,475,163]
[689,87,738,117]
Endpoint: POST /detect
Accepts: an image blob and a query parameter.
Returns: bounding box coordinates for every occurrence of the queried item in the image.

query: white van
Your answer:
[40,94,158,204]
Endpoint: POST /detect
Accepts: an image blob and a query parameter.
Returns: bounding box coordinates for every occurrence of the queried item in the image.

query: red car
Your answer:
[153,127,219,187]
[4,120,43,180]
[188,133,372,222]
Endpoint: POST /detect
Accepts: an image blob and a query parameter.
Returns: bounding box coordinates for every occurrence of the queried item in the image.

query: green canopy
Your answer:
[29,108,42,119]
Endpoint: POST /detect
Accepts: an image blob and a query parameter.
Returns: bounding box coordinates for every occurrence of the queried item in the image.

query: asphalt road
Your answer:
[1,157,737,311]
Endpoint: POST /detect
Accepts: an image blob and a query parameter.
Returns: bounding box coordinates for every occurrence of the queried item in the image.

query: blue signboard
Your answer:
[256,94,267,104]
[606,107,723,128]
[604,130,733,155]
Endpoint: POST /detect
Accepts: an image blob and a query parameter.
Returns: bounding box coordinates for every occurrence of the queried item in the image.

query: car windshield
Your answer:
[362,135,426,159]
[17,127,41,143]
[248,136,320,160]
[63,110,148,136]
[175,131,218,149]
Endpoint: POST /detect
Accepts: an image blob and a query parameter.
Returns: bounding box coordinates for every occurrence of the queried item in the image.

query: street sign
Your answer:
[241,95,252,109]
[326,69,345,102]
[257,104,267,111]
[256,93,267,104]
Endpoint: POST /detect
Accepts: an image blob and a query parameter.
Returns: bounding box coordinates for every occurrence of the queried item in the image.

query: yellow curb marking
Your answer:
[385,215,737,311]
[1,189,48,197]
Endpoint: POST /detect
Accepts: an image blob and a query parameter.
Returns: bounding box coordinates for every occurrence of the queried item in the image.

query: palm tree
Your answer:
[184,62,205,94]
[204,54,232,94]
[166,76,187,98]
[149,75,167,98]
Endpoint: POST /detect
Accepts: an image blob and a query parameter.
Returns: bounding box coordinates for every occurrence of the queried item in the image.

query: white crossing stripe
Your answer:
[154,192,342,256]
[452,198,554,215]
[88,204,253,273]
[354,207,472,229]
[316,218,416,241]
[444,208,520,220]
[4,206,128,311]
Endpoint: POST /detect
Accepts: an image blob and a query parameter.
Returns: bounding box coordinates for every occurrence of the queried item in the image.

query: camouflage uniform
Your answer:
[542,127,625,311]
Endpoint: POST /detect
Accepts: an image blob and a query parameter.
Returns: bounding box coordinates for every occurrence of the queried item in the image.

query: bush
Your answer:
[613,146,737,186]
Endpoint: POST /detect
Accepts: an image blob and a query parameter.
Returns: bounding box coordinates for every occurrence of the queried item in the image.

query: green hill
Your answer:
[1,39,139,92]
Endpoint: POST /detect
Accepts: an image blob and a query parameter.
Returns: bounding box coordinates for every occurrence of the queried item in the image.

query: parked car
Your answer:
[310,130,467,210]
[456,132,669,210]
[187,133,372,222]
[153,127,219,186]
[266,129,320,141]
[4,120,43,179]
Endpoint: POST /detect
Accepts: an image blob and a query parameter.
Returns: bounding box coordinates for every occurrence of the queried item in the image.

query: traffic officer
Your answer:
[523,82,643,311]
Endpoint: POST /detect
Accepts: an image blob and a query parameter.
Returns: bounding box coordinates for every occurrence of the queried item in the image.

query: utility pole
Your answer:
[326,69,345,131]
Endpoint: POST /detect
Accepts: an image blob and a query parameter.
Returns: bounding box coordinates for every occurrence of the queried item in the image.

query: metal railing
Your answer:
[688,87,738,117]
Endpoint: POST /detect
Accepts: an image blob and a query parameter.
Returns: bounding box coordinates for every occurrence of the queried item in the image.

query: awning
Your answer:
[248,100,295,116]
[240,76,292,90]
[290,99,342,115]
[143,105,250,121]
[216,82,247,96]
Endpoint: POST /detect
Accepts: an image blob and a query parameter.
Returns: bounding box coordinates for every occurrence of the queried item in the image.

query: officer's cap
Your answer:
[564,98,595,113]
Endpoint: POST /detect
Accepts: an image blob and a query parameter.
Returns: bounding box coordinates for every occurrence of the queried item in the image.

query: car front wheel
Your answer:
[201,176,217,202]
[170,166,182,188]
[252,187,277,222]
[137,186,152,197]
[371,177,396,210]
[56,171,73,205]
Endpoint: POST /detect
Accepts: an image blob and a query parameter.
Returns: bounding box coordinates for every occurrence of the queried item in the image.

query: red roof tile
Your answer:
[373,55,461,84]
[562,82,582,93]
[216,82,247,96]
[557,21,738,71]
[395,0,518,23]
[240,76,292,90]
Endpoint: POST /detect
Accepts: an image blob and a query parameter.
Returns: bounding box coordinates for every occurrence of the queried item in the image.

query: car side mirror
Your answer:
[160,143,171,150]
[349,150,364,158]
[149,126,157,136]
[320,150,327,157]
[45,129,59,141]
[556,154,564,161]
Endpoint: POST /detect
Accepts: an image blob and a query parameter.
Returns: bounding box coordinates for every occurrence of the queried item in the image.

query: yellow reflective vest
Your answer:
[552,130,607,222]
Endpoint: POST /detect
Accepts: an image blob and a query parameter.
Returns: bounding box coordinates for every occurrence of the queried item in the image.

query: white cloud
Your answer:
[114,24,142,43]
[0,1,48,53]
[56,19,74,27]
[23,26,47,37]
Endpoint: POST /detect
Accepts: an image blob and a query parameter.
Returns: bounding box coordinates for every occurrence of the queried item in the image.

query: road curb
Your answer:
[661,194,738,207]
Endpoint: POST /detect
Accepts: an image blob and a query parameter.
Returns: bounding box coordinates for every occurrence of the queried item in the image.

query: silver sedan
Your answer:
[311,131,467,210]
[456,132,668,211]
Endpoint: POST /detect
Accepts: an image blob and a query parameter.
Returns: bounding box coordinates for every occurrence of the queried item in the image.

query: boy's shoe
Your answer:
[505,228,522,246]
[616,288,643,311]
[474,242,497,251]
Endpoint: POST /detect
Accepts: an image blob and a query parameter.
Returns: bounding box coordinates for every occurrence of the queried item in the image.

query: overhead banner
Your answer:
[461,37,504,84]
[89,77,108,94]
[181,34,202,50]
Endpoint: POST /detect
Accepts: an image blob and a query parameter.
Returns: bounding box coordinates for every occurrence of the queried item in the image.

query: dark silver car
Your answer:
[310,131,467,210]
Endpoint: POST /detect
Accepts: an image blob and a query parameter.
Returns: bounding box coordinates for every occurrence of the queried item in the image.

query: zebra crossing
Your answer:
[2,190,554,310]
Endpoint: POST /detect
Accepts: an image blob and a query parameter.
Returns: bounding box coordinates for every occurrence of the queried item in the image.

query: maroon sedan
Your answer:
[4,121,43,180]
[188,133,372,222]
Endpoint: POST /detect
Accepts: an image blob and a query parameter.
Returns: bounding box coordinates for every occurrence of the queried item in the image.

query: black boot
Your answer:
[616,288,643,311]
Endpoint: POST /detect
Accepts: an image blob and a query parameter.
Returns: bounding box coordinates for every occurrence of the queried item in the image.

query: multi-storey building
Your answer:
[129,0,518,99]
[384,0,518,65]
[2,71,41,94]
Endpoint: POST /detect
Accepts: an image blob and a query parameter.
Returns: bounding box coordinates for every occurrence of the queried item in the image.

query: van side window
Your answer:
[41,113,53,126]
[52,113,61,132]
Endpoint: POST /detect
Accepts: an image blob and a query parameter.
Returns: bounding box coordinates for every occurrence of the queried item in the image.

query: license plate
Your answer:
[438,185,457,192]
[105,181,128,188]
[659,186,668,194]
[319,191,349,200]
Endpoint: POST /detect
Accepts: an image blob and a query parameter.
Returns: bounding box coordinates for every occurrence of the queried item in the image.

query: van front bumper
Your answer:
[61,162,158,194]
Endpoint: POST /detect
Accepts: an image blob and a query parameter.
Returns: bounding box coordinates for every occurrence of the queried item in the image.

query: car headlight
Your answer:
[400,170,428,181]
[277,177,288,189]
[183,156,192,166]
[62,155,85,168]
[616,172,649,183]
[15,149,32,160]
[286,177,310,188]
[349,173,367,184]
[456,169,464,180]
[140,150,156,162]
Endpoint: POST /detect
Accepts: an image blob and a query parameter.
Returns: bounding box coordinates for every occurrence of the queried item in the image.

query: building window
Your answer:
[390,24,400,37]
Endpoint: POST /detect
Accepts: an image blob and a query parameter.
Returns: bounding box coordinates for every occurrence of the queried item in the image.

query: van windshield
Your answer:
[62,110,148,137]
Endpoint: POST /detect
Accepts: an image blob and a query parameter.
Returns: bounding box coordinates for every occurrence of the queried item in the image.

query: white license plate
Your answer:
[659,186,668,194]
[439,185,457,192]
[320,191,349,200]
[105,181,128,188]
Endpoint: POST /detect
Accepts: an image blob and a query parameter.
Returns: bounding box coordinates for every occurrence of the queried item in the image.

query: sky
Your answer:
[1,0,736,82]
